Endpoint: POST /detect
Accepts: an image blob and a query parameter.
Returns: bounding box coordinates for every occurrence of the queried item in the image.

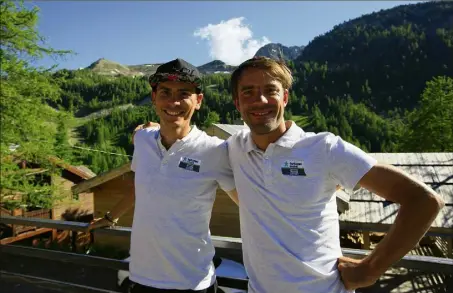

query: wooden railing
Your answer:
[0,215,452,292]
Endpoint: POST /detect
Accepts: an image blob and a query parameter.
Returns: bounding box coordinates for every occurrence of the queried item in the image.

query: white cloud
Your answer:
[193,17,270,66]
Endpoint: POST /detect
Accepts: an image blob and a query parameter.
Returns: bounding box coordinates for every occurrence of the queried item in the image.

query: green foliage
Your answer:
[203,111,220,129]
[294,1,453,114]
[0,0,72,209]
[52,69,150,116]
[74,105,157,173]
[399,76,453,152]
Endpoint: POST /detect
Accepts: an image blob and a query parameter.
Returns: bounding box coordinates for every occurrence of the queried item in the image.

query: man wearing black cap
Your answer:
[88,58,238,293]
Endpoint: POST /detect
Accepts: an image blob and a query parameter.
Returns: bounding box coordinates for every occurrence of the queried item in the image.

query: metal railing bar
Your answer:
[217,276,248,290]
[339,221,453,237]
[2,244,452,275]
[0,215,89,232]
[0,270,121,293]
[342,248,453,274]
[0,245,248,290]
[1,215,451,237]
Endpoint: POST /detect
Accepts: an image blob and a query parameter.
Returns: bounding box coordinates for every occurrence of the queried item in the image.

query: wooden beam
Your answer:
[71,162,131,194]
[0,228,52,245]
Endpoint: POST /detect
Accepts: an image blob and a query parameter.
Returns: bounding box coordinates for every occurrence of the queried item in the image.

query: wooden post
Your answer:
[362,231,370,250]
[11,208,22,237]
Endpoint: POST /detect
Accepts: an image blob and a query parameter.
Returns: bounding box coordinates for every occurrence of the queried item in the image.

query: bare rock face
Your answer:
[254,43,305,61]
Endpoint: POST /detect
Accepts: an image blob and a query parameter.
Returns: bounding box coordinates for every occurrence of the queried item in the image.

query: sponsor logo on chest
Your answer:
[178,156,201,172]
[281,160,306,176]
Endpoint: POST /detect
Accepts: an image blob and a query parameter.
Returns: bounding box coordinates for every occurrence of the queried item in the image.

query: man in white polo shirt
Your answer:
[227,56,444,293]
[89,58,238,293]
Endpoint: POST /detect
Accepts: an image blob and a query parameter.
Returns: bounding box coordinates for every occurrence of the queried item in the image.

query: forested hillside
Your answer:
[2,0,452,209]
[51,69,150,116]
[293,1,452,113]
[287,1,453,152]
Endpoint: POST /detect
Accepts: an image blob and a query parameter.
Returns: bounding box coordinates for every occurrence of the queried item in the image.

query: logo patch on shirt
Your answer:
[281,160,306,176]
[178,157,200,172]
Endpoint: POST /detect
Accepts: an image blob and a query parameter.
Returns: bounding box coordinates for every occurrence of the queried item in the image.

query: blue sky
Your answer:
[27,1,420,69]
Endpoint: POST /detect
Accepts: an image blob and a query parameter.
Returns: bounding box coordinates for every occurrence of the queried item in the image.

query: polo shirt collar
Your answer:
[179,125,201,143]
[157,125,201,147]
[245,121,305,153]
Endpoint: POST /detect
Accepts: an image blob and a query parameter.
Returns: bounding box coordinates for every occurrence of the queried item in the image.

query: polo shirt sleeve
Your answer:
[131,148,138,172]
[326,134,377,192]
[213,141,236,192]
[131,130,142,172]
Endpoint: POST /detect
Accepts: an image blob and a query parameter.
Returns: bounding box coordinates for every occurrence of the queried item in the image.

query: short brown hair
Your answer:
[231,56,293,101]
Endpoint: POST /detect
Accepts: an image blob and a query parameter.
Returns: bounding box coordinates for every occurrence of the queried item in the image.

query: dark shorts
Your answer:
[129,280,218,293]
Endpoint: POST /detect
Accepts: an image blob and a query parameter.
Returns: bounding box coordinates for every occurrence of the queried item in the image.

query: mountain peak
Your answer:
[86,58,143,77]
[198,60,236,74]
[254,43,305,61]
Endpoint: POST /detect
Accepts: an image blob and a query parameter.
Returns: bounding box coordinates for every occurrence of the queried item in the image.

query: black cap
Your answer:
[149,58,202,91]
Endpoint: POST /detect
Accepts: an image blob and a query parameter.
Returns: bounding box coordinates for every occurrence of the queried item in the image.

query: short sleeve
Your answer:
[327,134,377,192]
[131,148,138,172]
[131,130,143,172]
[213,141,236,192]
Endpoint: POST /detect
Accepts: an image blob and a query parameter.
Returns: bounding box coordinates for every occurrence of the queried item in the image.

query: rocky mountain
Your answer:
[197,60,236,74]
[85,58,237,77]
[128,63,163,76]
[254,43,305,61]
[86,58,144,77]
[84,43,306,77]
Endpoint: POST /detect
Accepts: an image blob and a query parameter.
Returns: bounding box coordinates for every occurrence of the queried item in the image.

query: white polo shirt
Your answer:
[130,125,235,290]
[227,122,377,293]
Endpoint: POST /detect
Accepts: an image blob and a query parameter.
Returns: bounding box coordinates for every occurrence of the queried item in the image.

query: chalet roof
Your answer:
[340,152,453,231]
[48,156,96,180]
[4,154,96,181]
[72,162,131,194]
[212,123,248,135]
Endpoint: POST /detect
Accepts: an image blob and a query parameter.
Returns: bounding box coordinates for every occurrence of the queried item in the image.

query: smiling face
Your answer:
[235,68,289,135]
[152,81,203,129]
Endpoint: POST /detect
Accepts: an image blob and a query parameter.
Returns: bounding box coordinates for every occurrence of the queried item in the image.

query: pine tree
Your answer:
[1,0,72,209]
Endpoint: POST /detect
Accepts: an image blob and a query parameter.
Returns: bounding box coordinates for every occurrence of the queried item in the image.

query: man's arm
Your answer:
[132,122,160,144]
[358,164,443,271]
[339,163,444,289]
[224,188,239,206]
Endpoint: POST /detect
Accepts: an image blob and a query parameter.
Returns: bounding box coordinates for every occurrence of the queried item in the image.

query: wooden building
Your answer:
[1,157,96,245]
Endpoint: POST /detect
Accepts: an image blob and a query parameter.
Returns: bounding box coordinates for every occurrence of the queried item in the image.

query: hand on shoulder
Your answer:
[132,121,160,144]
